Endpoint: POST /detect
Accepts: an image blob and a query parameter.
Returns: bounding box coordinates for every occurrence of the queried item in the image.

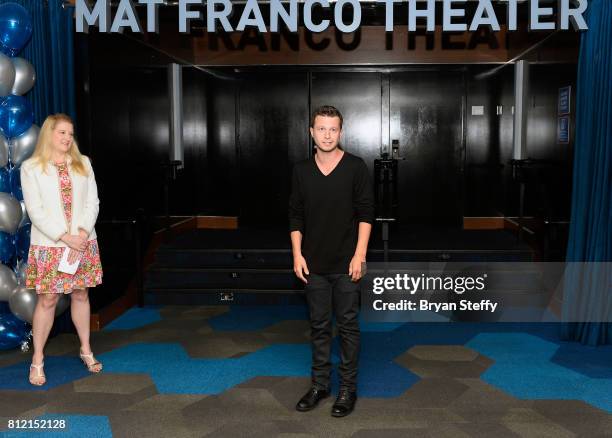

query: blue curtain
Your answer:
[0,0,75,125]
[562,0,612,346]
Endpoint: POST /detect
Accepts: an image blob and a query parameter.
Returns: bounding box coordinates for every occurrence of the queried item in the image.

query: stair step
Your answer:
[144,288,306,305]
[152,248,534,268]
[142,227,536,305]
[144,267,301,289]
[144,266,545,292]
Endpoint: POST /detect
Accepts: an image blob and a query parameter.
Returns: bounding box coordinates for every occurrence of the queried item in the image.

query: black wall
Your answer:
[238,72,310,225]
[390,70,465,224]
[187,67,468,226]
[464,64,576,221]
[78,34,577,229]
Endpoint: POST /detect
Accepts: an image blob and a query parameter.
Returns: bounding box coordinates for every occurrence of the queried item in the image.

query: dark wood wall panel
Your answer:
[390,71,465,224]
[87,66,130,219]
[128,68,171,217]
[84,56,576,227]
[464,66,504,217]
[89,67,169,218]
[204,74,239,216]
[523,64,575,220]
[237,72,310,226]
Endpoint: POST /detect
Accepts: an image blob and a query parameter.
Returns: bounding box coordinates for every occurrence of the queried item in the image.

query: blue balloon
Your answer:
[15,224,28,260]
[0,312,27,350]
[0,95,32,138]
[0,4,32,57]
[0,166,9,192]
[0,231,14,263]
[9,165,20,200]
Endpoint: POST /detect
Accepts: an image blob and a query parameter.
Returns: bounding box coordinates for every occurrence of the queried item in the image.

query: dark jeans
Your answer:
[304,273,360,392]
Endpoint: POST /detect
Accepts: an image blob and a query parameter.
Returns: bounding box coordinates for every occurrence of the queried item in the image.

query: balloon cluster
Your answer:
[0,3,68,350]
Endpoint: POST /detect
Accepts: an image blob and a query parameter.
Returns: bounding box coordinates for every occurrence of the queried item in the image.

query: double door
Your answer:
[236,69,465,226]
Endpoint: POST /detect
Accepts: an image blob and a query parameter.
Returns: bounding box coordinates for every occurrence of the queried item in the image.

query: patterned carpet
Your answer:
[0,305,611,437]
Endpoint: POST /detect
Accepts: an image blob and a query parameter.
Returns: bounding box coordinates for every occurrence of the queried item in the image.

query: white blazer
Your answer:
[21,155,99,247]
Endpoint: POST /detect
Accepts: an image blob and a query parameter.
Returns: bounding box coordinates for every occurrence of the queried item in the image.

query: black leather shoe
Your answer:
[331,389,357,417]
[296,387,330,412]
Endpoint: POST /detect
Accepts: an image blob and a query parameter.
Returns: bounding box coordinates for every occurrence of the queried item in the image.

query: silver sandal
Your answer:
[29,362,46,386]
[80,351,103,373]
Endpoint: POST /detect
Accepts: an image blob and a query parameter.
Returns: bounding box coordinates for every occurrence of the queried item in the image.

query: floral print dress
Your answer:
[26,162,103,294]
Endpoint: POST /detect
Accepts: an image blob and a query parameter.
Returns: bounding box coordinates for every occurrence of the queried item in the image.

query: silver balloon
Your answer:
[9,286,71,323]
[0,134,7,168]
[9,286,37,324]
[18,201,30,228]
[10,124,39,166]
[55,294,71,317]
[0,263,17,301]
[0,52,15,97]
[11,58,35,96]
[0,192,22,234]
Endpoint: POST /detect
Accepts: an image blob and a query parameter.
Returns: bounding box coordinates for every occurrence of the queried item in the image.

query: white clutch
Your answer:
[57,247,82,275]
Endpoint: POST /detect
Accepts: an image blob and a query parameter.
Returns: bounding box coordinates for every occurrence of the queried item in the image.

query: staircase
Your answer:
[143,227,535,306]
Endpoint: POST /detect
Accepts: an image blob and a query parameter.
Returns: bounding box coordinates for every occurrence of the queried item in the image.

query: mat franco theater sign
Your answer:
[74,0,589,65]
[75,0,588,33]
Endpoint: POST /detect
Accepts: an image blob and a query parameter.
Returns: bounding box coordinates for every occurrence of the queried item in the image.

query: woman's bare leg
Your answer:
[70,288,101,371]
[31,293,60,383]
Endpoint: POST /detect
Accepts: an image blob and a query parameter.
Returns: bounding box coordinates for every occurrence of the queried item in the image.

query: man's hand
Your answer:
[293,255,310,283]
[349,254,366,282]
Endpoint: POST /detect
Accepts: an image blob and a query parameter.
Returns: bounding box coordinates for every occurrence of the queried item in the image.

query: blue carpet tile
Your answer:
[467,332,612,412]
[103,307,162,331]
[208,305,309,331]
[99,342,311,394]
[0,356,91,391]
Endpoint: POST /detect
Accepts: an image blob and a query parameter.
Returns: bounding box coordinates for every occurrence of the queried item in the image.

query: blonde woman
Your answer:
[21,113,103,386]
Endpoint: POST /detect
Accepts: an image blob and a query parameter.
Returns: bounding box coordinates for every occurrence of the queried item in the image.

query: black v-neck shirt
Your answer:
[289,152,375,274]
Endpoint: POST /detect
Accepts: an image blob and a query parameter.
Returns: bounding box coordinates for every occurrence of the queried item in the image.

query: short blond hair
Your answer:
[30,113,88,175]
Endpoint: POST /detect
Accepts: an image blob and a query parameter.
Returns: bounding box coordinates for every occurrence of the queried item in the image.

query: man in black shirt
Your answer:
[289,105,374,417]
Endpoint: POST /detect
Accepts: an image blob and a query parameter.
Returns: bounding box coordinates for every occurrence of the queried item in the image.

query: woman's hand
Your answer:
[61,234,87,252]
[67,248,83,264]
